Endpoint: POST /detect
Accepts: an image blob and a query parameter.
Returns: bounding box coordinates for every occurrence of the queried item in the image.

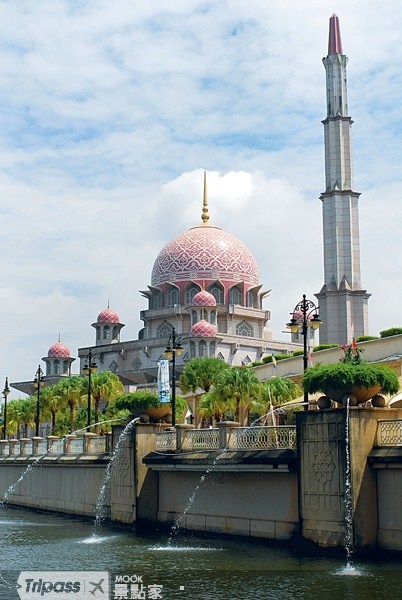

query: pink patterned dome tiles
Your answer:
[151,225,259,287]
[97,308,120,324]
[48,341,71,358]
[190,319,217,337]
[192,290,217,307]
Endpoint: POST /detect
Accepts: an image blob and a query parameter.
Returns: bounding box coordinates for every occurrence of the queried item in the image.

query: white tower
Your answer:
[315,14,370,344]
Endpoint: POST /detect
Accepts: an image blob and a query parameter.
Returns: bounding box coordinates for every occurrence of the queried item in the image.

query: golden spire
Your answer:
[201,170,210,225]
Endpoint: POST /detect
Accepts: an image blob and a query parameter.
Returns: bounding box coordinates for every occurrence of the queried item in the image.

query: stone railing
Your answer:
[155,423,297,453]
[376,419,402,446]
[0,433,112,457]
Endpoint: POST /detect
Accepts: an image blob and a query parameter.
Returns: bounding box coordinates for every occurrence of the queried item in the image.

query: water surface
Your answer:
[1,506,401,599]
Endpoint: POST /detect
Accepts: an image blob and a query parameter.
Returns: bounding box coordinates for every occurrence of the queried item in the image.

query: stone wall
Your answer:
[0,456,107,517]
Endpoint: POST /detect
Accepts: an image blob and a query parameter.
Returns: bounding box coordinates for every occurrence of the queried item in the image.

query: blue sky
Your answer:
[1,0,402,396]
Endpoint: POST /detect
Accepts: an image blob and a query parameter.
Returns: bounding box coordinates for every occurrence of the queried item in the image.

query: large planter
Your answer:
[131,405,172,422]
[324,384,382,405]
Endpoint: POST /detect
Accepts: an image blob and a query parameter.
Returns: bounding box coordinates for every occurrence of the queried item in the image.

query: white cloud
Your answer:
[0,0,402,396]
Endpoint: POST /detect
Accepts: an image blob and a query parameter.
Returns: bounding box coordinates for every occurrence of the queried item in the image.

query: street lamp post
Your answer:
[2,377,10,439]
[286,294,321,410]
[33,365,45,437]
[83,349,97,429]
[164,327,183,427]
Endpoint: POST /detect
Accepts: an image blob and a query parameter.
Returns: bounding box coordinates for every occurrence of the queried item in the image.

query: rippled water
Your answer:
[1,506,402,599]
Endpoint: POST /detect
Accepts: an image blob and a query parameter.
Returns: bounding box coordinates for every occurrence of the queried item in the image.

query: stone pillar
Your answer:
[32,437,45,455]
[217,421,240,449]
[296,407,402,551]
[175,424,195,452]
[110,425,136,525]
[83,432,97,453]
[47,435,60,453]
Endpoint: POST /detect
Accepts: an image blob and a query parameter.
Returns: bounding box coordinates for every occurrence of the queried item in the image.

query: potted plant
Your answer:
[302,341,400,406]
[114,391,187,423]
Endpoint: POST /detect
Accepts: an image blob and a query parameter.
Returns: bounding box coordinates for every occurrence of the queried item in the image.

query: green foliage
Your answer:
[356,335,379,342]
[292,350,304,357]
[115,391,165,411]
[380,327,402,338]
[251,361,263,366]
[262,354,290,364]
[312,344,339,352]
[179,357,230,394]
[114,391,187,422]
[262,377,302,406]
[303,363,400,396]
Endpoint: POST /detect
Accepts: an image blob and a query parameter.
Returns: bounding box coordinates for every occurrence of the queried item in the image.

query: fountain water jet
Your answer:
[92,419,138,533]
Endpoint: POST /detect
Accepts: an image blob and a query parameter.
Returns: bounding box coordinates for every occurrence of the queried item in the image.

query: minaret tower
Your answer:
[315,14,370,344]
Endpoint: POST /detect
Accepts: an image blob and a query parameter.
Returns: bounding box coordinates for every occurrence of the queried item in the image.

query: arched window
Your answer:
[209,284,224,304]
[229,287,242,305]
[185,285,199,305]
[247,290,255,308]
[167,287,179,306]
[157,321,173,338]
[112,326,119,340]
[209,341,216,357]
[199,340,206,357]
[96,327,101,341]
[104,325,111,340]
[62,360,69,375]
[210,310,216,325]
[236,320,253,337]
[153,291,162,309]
[53,360,60,375]
[191,310,198,326]
[190,341,196,358]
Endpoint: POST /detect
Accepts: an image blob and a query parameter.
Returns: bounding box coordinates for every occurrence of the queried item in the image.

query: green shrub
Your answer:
[380,328,402,338]
[251,361,263,367]
[356,335,379,342]
[114,391,187,421]
[312,344,339,352]
[302,363,400,396]
[292,350,304,357]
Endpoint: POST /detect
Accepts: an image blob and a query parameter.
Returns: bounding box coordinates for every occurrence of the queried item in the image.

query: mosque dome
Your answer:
[151,224,259,287]
[192,289,217,307]
[48,341,71,358]
[190,319,217,337]
[97,307,120,324]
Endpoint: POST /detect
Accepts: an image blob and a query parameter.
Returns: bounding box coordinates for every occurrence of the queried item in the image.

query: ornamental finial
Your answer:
[201,170,210,225]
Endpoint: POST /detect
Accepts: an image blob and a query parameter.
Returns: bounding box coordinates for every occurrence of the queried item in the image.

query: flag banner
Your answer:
[157,359,171,403]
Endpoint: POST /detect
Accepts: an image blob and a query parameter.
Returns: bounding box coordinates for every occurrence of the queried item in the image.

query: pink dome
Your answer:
[48,341,70,358]
[192,290,217,307]
[151,225,259,287]
[190,319,217,337]
[97,308,120,323]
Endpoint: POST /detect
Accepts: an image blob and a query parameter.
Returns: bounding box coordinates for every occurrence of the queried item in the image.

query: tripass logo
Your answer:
[17,572,109,600]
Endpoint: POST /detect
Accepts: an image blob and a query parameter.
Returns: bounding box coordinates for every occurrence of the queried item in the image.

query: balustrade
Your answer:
[377,419,402,446]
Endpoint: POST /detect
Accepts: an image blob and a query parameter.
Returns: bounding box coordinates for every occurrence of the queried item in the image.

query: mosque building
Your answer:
[77,173,301,387]
[11,14,369,396]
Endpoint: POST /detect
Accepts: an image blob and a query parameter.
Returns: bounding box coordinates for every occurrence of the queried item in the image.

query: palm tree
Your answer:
[8,398,36,437]
[180,357,230,426]
[89,371,124,432]
[212,366,262,425]
[40,386,66,435]
[197,389,228,423]
[180,357,230,394]
[54,376,86,434]
[258,377,302,424]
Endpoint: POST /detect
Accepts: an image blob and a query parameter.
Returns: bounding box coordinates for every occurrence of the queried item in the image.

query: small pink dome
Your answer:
[192,290,217,307]
[97,307,120,323]
[48,341,70,358]
[190,319,217,337]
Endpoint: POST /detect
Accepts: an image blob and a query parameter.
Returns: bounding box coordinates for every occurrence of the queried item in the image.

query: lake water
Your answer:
[1,505,402,600]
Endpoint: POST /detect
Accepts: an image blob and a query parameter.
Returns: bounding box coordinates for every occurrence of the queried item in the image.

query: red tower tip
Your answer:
[328,13,343,55]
